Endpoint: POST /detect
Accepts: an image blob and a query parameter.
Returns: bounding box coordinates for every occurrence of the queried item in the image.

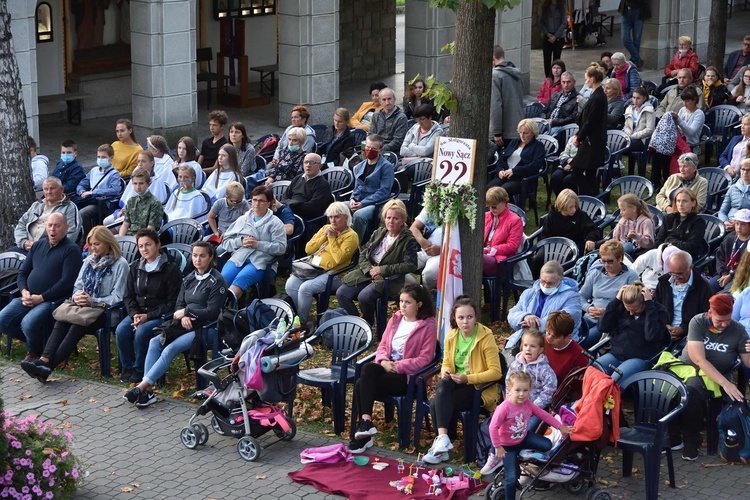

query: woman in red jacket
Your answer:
[349,283,437,453]
[483,186,524,276]
[663,36,700,84]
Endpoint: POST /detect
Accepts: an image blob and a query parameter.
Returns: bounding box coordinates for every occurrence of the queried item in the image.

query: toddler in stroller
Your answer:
[179,319,312,462]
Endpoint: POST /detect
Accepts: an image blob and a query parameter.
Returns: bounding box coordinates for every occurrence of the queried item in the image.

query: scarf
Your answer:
[701,80,719,104]
[614,65,628,92]
[82,254,116,298]
[550,92,572,120]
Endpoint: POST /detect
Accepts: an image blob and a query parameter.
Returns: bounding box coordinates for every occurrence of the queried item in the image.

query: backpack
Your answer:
[218,299,278,352]
[255,135,279,156]
[717,400,750,463]
[572,252,600,288]
[474,417,493,468]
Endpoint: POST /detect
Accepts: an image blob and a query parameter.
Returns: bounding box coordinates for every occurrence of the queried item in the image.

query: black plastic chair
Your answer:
[641,80,658,96]
[163,243,192,275]
[554,123,579,154]
[507,203,528,227]
[531,117,550,135]
[88,302,124,378]
[646,205,665,234]
[525,101,544,118]
[597,175,654,204]
[312,248,360,322]
[297,316,374,435]
[196,47,228,109]
[268,180,291,203]
[617,371,688,500]
[116,236,139,264]
[516,161,548,226]
[159,218,203,245]
[704,105,742,164]
[321,167,354,200]
[578,195,609,227]
[350,344,442,449]
[413,352,506,463]
[698,167,732,213]
[695,213,726,269]
[0,252,26,356]
[260,297,295,324]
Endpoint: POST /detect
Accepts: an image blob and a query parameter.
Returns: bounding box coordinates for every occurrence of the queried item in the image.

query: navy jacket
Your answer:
[322,128,355,166]
[498,138,546,180]
[51,159,85,195]
[18,236,82,303]
[718,134,749,170]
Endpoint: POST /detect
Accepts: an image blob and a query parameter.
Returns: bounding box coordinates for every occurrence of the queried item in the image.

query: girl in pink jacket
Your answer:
[349,283,437,453]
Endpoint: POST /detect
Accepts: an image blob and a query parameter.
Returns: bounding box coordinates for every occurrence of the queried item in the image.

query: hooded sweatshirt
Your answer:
[491,61,525,139]
[508,352,558,409]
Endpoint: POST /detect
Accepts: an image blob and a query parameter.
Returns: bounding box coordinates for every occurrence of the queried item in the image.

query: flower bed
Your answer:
[2,413,83,499]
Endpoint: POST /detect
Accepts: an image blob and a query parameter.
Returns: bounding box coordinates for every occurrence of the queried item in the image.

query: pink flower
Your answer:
[71,469,79,479]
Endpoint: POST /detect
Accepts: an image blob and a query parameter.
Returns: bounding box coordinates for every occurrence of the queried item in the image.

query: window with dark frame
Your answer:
[36,2,53,43]
[214,0,275,20]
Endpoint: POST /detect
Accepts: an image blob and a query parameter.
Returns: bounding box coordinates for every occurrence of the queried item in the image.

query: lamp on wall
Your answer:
[213,0,275,21]
[36,2,53,43]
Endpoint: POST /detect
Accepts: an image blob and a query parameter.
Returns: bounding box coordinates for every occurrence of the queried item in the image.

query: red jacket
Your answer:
[374,311,437,375]
[537,78,563,106]
[664,49,700,81]
[483,208,524,263]
[572,366,621,443]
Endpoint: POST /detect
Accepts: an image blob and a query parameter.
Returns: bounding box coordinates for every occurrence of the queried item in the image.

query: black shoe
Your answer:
[20,359,39,379]
[123,387,141,405]
[135,390,157,408]
[348,437,373,454]
[354,419,378,440]
[33,360,52,382]
[682,446,700,461]
[120,368,133,383]
[128,370,143,384]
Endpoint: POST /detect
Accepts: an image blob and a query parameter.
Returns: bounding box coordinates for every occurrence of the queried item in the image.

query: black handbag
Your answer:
[291,260,326,280]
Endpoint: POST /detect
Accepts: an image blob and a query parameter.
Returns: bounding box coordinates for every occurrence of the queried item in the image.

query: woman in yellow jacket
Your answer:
[284,201,359,325]
[349,82,386,131]
[423,295,503,464]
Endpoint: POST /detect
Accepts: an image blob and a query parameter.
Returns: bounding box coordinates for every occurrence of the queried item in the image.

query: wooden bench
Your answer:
[249,64,278,96]
[38,91,90,125]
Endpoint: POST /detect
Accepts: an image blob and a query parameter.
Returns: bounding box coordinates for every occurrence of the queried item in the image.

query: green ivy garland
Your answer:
[423,181,478,231]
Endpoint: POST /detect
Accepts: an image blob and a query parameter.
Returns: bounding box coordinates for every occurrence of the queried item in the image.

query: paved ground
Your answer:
[2,362,748,500]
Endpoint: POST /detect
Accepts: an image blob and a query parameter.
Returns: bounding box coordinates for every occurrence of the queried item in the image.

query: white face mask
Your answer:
[673,282,688,292]
[678,49,687,56]
[540,285,559,296]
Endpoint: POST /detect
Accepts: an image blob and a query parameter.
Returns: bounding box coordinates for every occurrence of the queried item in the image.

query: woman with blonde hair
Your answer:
[203,144,244,202]
[320,108,355,166]
[540,188,599,255]
[21,226,129,382]
[654,188,707,259]
[487,118,546,199]
[603,78,625,129]
[611,193,655,255]
[596,281,669,384]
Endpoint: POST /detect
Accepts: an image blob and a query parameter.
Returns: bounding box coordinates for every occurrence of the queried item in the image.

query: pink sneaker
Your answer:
[480,453,503,475]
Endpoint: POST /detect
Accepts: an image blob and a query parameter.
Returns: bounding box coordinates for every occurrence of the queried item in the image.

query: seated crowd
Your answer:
[8,37,750,476]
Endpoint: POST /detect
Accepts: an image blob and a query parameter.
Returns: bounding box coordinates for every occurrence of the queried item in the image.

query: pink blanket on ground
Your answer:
[288,453,484,500]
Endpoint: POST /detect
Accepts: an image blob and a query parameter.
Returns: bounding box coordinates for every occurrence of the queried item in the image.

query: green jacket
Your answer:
[653,351,721,397]
[123,191,164,235]
[341,226,418,295]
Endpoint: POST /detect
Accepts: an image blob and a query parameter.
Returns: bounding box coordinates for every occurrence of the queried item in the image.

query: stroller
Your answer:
[483,365,619,500]
[179,321,313,462]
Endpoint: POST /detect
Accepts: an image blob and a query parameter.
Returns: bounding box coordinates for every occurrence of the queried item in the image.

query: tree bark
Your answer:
[449,1,495,302]
[0,1,33,249]
[707,0,728,69]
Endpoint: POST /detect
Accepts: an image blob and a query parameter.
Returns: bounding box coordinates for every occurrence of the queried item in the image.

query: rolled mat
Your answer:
[288,453,484,500]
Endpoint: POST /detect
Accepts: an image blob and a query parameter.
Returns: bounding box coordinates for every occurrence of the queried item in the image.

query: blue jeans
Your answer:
[115,316,163,373]
[621,8,644,64]
[596,353,648,385]
[285,273,330,322]
[0,297,55,355]
[580,316,602,349]
[621,241,635,256]
[501,432,553,500]
[143,331,196,386]
[222,260,271,292]
[352,205,378,242]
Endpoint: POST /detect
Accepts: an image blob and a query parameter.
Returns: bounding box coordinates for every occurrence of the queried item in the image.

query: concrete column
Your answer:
[404,0,455,87]
[640,0,698,69]
[9,1,39,142]
[494,0,532,93]
[130,0,197,142]
[278,0,339,127]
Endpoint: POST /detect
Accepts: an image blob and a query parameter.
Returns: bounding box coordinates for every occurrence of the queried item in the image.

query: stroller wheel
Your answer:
[210,416,226,435]
[586,488,612,500]
[489,487,506,500]
[483,483,496,499]
[180,427,200,449]
[237,436,261,462]
[193,423,209,446]
[564,478,587,495]
[273,418,296,441]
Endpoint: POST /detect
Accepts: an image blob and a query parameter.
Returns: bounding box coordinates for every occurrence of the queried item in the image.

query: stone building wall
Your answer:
[339,0,396,82]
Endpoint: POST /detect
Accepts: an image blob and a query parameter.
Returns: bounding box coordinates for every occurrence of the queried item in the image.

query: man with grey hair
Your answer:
[369,88,408,154]
[544,71,579,136]
[607,51,642,101]
[654,249,712,353]
[655,68,705,118]
[506,259,582,349]
[12,176,81,254]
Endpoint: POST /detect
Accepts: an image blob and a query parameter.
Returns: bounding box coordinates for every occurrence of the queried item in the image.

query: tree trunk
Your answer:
[0,2,33,250]
[449,1,495,302]
[707,0,728,69]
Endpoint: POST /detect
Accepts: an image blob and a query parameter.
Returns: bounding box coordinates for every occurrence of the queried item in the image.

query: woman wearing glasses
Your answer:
[220,186,287,302]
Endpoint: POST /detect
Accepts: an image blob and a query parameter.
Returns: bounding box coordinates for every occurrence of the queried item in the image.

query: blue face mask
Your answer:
[288,145,300,153]
[96,158,109,169]
[61,153,75,164]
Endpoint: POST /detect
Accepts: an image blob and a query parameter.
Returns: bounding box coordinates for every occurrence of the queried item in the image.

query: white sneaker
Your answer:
[480,453,503,475]
[422,451,449,464]
[431,434,454,454]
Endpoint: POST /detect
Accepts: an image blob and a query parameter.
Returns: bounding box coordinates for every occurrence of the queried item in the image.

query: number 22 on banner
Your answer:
[431,136,476,185]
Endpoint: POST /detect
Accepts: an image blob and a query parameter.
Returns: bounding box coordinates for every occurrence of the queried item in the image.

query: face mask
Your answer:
[134,190,147,197]
[61,153,74,164]
[288,145,300,153]
[178,180,190,189]
[96,158,109,169]
[673,282,688,292]
[540,285,559,296]
[365,148,379,160]
[678,49,687,56]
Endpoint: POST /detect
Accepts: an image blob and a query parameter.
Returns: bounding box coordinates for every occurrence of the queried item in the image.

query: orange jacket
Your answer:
[572,366,621,443]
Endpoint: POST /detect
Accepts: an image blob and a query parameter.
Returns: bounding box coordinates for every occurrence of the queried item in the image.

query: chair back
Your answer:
[534,237,579,270]
[507,203,528,227]
[269,180,291,203]
[196,47,213,65]
[390,178,401,200]
[289,215,305,245]
[606,130,631,162]
[536,134,559,158]
[350,129,367,149]
[322,166,355,196]
[698,167,733,212]
[641,80,658,96]
[531,117,550,135]
[605,176,654,201]
[705,105,742,137]
[697,213,726,251]
[555,124,579,152]
[578,196,608,226]
[254,155,267,174]
[159,218,204,245]
[259,297,295,324]
[619,371,688,429]
[382,151,398,168]
[409,159,434,185]
[116,236,139,263]
[164,243,192,273]
[646,205,665,233]
[313,316,374,364]
[311,124,330,144]
[524,101,544,118]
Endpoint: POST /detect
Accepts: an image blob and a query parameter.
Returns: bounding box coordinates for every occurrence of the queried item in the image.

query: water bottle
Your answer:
[275,318,288,344]
[292,315,302,339]
[726,429,738,447]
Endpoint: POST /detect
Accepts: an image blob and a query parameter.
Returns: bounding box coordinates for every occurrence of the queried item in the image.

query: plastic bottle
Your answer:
[292,315,301,339]
[275,318,287,344]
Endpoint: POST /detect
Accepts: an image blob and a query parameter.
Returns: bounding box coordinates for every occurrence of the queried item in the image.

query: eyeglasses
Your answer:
[744,75,750,79]
[600,259,616,264]
[251,198,270,204]
[741,169,750,173]
[227,198,243,205]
